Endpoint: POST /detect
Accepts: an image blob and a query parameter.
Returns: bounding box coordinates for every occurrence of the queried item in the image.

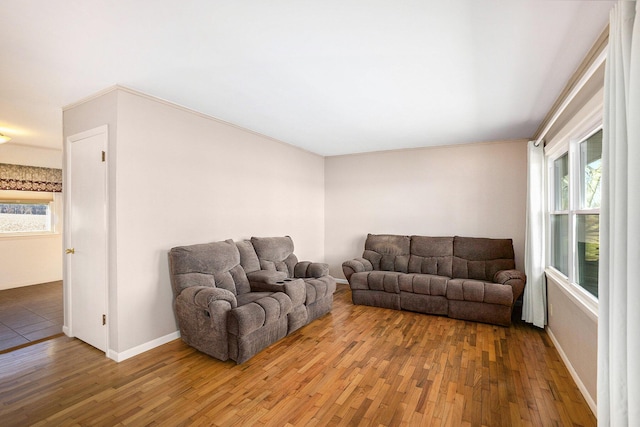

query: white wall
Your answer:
[0,144,63,290]
[324,140,528,278]
[63,87,325,357]
[0,144,63,168]
[0,232,62,290]
[546,272,598,410]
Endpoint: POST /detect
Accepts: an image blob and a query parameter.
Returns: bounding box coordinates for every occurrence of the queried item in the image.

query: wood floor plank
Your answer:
[0,285,595,426]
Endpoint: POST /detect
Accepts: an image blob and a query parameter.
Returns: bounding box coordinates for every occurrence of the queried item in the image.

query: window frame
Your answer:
[546,123,602,314]
[0,190,61,237]
[549,152,570,276]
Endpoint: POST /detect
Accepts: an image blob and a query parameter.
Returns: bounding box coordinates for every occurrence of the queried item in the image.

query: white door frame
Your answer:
[63,125,110,355]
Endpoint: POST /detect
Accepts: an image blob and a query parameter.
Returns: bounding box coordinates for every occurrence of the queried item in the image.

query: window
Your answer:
[0,191,57,235]
[549,128,602,298]
[576,131,602,296]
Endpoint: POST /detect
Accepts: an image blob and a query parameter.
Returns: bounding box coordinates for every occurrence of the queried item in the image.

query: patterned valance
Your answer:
[0,163,63,192]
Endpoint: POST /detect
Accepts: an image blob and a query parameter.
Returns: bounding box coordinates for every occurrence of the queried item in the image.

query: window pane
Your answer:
[554,154,569,211]
[551,214,569,275]
[580,130,602,209]
[0,202,51,233]
[576,214,599,297]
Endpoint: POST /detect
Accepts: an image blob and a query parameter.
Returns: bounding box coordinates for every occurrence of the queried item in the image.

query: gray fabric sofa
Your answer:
[342,234,526,326]
[169,236,335,364]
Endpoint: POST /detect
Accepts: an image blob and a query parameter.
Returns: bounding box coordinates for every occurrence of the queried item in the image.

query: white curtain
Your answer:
[522,141,546,328]
[598,1,640,426]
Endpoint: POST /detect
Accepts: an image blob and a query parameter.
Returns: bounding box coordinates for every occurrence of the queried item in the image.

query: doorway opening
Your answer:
[0,281,64,353]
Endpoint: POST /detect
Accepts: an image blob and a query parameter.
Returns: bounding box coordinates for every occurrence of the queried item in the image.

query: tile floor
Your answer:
[0,281,63,353]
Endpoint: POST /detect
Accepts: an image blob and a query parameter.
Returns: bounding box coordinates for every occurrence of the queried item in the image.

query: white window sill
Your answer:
[0,232,61,240]
[545,267,598,322]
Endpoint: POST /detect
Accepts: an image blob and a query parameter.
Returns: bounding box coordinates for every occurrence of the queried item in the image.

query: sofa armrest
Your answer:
[342,257,374,282]
[250,278,306,307]
[494,269,527,301]
[294,261,329,278]
[246,270,287,284]
[178,286,237,310]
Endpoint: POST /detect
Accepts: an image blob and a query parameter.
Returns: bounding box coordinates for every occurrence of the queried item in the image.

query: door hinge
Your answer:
[101,151,106,162]
[102,314,106,325]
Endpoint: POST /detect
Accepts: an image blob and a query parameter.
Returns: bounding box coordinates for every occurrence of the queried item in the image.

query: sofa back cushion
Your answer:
[363,234,410,272]
[408,236,453,277]
[251,236,298,277]
[452,236,515,282]
[236,240,261,274]
[169,239,251,296]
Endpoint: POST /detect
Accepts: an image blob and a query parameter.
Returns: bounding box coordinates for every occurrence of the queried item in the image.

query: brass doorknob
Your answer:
[65,248,75,254]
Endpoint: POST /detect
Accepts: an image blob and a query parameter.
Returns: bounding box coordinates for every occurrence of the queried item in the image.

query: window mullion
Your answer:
[569,141,578,285]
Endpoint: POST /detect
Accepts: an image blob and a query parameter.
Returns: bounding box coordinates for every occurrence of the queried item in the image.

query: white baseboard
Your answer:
[107,331,181,363]
[335,278,348,285]
[62,325,71,336]
[546,327,597,415]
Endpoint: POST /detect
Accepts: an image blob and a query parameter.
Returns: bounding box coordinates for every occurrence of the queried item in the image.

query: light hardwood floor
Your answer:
[0,284,594,426]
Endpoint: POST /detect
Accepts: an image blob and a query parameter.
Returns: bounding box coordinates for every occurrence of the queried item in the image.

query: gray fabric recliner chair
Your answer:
[168,239,296,364]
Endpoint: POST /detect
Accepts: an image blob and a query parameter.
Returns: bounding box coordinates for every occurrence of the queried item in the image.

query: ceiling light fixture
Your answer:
[0,133,11,144]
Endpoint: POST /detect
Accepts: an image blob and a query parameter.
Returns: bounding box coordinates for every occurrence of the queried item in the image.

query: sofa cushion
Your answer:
[363,234,410,272]
[350,271,402,293]
[303,276,336,305]
[295,261,329,278]
[251,236,294,260]
[212,264,250,295]
[408,236,453,277]
[446,278,513,306]
[169,239,251,295]
[236,291,275,306]
[452,236,516,281]
[173,239,238,273]
[236,240,261,273]
[228,292,292,336]
[251,236,298,276]
[398,273,448,296]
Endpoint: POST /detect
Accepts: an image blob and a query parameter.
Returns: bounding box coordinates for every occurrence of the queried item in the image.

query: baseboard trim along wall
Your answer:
[546,327,597,415]
[335,278,348,285]
[107,331,181,363]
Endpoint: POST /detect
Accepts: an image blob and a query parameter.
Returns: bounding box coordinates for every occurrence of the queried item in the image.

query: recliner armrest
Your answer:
[342,258,374,282]
[178,286,238,310]
[294,261,329,278]
[246,270,287,284]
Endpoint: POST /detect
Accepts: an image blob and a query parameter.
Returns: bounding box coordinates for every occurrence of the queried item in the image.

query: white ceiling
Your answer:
[0,1,615,156]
